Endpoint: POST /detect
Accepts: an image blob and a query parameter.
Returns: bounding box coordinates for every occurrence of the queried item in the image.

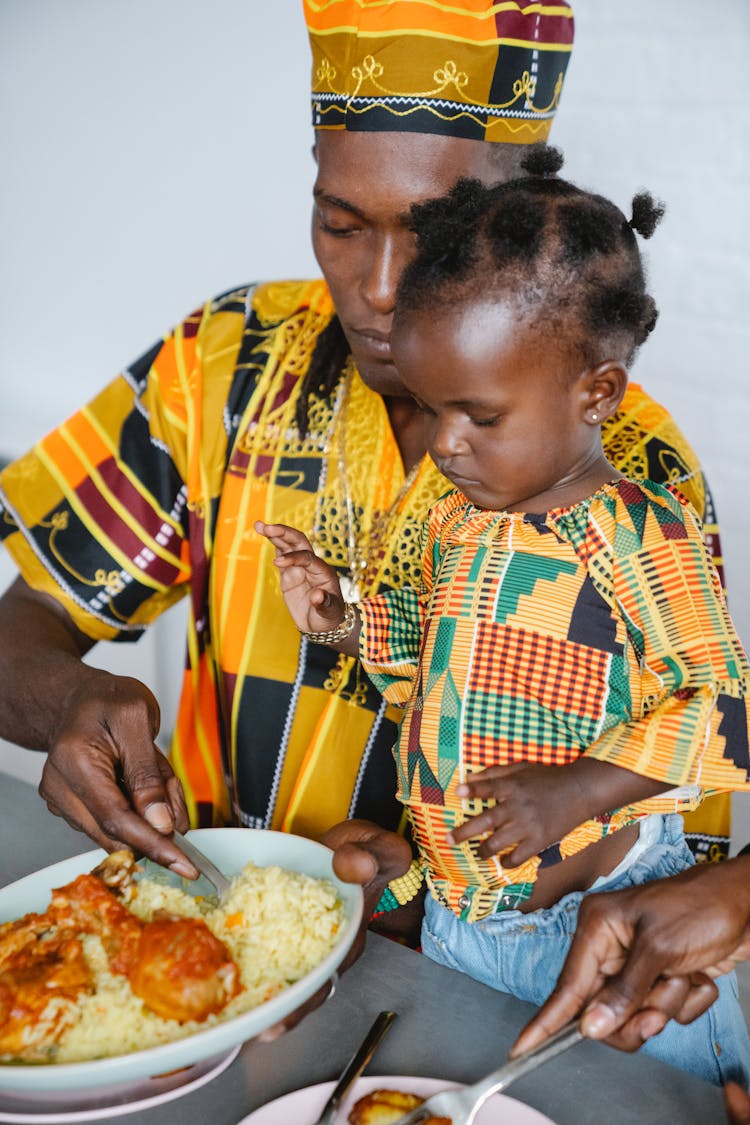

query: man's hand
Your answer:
[325,819,415,965]
[40,669,195,875]
[0,577,195,876]
[257,820,414,1041]
[510,855,750,1058]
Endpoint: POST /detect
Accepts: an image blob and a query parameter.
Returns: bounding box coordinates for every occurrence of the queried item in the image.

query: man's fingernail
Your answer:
[144,802,172,832]
[581,1003,617,1037]
[456,785,469,796]
[445,832,455,845]
[639,1010,668,1039]
[169,859,197,879]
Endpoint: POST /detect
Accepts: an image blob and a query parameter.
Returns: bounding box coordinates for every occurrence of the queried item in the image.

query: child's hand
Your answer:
[255,521,347,635]
[447,762,588,866]
[448,759,672,867]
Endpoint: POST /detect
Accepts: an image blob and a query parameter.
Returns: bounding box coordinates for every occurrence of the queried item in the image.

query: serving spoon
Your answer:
[170,830,233,900]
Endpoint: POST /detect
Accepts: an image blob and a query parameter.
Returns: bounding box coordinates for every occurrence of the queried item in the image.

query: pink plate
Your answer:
[236,1074,558,1124]
[0,1045,239,1123]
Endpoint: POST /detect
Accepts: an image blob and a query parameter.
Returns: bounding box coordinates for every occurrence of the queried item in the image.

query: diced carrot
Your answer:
[224,912,244,928]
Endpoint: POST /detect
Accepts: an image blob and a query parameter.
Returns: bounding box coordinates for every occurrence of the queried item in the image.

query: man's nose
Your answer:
[359,233,411,314]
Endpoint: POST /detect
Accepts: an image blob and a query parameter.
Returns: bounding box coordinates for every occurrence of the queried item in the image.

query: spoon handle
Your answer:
[172,830,233,899]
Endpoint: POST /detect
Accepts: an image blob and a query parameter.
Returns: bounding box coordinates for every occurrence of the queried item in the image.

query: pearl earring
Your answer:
[591,412,599,421]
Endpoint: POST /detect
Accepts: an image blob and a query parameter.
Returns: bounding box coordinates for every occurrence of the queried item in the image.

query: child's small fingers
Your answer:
[255,518,288,540]
[310,590,348,623]
[447,807,504,845]
[272,548,317,568]
[478,835,531,864]
[456,778,507,800]
[310,588,335,609]
[255,520,312,550]
[456,762,529,797]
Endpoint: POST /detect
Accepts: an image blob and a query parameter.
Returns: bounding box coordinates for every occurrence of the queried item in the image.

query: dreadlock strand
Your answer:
[296,314,350,435]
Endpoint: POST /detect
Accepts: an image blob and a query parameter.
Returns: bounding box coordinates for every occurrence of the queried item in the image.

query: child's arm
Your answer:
[447,760,671,866]
[255,521,361,656]
[450,491,750,866]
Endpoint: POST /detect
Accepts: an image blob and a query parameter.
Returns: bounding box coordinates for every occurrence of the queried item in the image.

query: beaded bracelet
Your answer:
[373,858,425,914]
[302,602,358,644]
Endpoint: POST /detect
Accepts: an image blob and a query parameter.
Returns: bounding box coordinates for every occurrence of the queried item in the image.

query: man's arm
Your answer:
[0,576,194,873]
[511,854,750,1056]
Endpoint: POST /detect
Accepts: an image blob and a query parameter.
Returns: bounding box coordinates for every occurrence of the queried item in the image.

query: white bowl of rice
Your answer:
[0,828,363,1094]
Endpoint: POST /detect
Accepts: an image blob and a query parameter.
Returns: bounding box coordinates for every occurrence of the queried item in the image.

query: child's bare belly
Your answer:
[519,823,641,913]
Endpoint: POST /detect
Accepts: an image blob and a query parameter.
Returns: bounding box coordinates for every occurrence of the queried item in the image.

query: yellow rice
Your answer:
[9,861,344,1063]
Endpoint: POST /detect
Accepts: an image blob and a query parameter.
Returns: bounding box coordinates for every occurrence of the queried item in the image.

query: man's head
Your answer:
[302,0,575,402]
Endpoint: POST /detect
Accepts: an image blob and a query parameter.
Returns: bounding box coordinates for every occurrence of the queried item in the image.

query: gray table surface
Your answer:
[0,772,727,1124]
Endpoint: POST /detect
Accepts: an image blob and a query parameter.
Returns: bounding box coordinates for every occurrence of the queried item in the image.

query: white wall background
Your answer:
[2,1,750,837]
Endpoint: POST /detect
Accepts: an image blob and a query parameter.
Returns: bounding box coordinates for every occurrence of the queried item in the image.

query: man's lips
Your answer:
[351,327,393,361]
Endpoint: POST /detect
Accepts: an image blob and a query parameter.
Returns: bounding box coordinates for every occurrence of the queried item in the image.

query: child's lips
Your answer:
[440,467,481,490]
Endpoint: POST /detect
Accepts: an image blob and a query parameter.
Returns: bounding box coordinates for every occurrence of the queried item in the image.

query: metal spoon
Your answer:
[313,1009,397,1125]
[171,830,233,900]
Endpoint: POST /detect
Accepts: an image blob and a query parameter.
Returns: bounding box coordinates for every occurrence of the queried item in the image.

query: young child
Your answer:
[257,147,750,1085]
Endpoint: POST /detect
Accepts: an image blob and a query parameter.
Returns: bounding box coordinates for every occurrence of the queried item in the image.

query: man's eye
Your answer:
[315,208,361,237]
[471,415,501,428]
[319,221,357,236]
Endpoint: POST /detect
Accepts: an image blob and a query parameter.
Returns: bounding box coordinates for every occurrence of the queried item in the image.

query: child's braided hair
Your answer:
[395,145,665,368]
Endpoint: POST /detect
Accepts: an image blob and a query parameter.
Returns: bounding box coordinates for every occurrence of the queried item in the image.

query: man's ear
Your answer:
[581,360,628,425]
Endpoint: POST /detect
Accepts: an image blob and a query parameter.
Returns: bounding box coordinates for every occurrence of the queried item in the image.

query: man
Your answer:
[0,1,731,904]
[509,855,750,1120]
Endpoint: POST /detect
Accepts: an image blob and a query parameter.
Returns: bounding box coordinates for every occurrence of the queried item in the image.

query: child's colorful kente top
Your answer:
[359,479,750,923]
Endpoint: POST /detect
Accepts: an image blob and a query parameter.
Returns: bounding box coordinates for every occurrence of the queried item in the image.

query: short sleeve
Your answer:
[584,530,750,792]
[358,516,436,704]
[0,293,244,640]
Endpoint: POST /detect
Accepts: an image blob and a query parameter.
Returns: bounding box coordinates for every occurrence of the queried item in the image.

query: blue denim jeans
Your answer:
[421,814,750,1086]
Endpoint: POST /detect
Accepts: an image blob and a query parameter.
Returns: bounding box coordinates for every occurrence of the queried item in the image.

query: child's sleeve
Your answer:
[357,514,437,706]
[584,529,750,795]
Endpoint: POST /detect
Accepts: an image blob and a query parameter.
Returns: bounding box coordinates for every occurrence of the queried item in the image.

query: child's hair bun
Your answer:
[629,191,666,239]
[520,144,565,178]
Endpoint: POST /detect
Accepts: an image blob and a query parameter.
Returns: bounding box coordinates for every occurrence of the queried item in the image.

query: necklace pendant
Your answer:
[339,572,360,603]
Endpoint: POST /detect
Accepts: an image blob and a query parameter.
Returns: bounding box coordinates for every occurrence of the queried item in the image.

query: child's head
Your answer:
[390,146,665,512]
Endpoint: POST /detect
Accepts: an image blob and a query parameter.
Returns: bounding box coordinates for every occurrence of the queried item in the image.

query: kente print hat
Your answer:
[304,0,575,144]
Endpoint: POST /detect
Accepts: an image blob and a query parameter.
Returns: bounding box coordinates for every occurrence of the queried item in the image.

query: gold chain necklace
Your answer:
[333,364,422,602]
[309,363,424,702]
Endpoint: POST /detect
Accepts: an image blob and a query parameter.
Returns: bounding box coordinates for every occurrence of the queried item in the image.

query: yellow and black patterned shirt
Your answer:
[0,281,735,855]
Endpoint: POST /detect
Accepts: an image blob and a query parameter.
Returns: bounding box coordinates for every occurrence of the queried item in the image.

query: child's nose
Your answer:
[431,419,467,459]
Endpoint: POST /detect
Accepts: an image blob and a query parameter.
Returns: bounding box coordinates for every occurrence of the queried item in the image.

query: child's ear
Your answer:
[580,360,628,425]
